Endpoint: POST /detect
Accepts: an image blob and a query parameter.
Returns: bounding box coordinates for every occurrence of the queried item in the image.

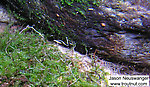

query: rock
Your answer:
[0,5,17,23]
[0,23,7,33]
[98,0,150,33]
[0,5,17,33]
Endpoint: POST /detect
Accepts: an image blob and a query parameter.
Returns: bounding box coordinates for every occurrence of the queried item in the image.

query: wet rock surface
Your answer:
[0,5,16,23]
[1,0,150,75]
[99,0,150,32]
[0,5,17,33]
[79,27,150,74]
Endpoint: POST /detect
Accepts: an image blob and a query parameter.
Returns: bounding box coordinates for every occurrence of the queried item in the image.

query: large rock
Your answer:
[1,0,150,74]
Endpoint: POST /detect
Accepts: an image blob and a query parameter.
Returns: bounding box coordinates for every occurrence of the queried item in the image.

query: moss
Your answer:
[0,25,109,86]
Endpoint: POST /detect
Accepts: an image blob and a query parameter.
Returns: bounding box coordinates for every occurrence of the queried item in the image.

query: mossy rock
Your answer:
[1,0,150,74]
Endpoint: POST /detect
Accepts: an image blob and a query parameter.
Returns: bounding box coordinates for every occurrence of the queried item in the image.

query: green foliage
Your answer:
[0,28,108,86]
[57,0,102,18]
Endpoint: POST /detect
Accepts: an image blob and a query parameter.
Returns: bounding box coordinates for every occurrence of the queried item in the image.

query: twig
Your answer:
[68,61,79,86]
[93,49,101,79]
[5,37,14,61]
[19,25,44,38]
[54,37,69,46]
[34,56,45,68]
[69,78,79,86]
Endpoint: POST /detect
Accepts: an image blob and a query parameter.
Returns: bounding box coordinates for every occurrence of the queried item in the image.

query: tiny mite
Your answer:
[101,23,106,27]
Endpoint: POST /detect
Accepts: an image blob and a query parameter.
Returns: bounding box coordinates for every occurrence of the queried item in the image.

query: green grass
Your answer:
[0,27,109,87]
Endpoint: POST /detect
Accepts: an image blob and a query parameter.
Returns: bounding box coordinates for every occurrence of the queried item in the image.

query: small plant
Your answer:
[0,26,109,86]
[57,0,102,18]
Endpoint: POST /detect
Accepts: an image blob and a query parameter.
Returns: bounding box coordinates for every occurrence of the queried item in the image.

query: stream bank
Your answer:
[1,0,150,75]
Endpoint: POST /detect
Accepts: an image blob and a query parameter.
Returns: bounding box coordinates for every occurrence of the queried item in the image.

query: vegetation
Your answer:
[57,0,101,17]
[0,27,109,86]
[2,0,149,86]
